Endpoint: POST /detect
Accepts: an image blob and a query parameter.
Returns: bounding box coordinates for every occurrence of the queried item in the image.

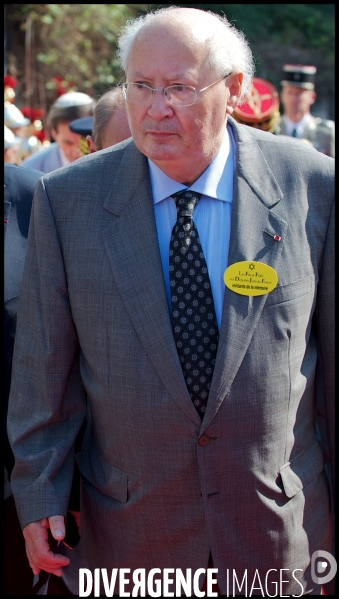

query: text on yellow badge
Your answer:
[224,261,278,296]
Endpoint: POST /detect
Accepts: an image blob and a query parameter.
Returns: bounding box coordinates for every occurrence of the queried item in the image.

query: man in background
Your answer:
[4,163,44,595]
[69,87,131,154]
[88,87,131,151]
[21,91,96,173]
[277,64,334,157]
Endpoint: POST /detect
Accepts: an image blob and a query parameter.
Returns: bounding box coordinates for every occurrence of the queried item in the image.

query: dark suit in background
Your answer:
[4,163,43,595]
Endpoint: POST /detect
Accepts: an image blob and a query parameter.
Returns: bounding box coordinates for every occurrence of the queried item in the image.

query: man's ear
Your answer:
[86,135,97,153]
[309,90,317,106]
[226,73,244,116]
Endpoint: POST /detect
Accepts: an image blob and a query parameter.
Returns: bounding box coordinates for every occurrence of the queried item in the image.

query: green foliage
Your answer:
[148,4,334,118]
[5,3,149,107]
[147,4,334,53]
[5,4,335,118]
[205,4,334,52]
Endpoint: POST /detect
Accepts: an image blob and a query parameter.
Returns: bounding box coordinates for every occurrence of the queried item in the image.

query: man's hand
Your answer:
[23,515,70,577]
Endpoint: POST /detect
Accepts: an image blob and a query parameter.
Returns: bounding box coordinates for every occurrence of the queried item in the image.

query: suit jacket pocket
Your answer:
[75,445,128,503]
[265,274,315,307]
[279,439,325,499]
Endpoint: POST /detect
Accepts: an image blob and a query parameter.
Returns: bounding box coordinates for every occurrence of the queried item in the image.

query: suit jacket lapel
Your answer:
[101,143,201,425]
[202,120,288,429]
[99,126,290,430]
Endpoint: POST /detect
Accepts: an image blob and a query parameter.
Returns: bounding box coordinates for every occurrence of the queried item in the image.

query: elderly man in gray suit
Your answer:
[8,7,334,597]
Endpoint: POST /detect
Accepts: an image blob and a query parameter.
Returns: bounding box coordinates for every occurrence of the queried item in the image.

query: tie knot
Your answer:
[172,190,202,220]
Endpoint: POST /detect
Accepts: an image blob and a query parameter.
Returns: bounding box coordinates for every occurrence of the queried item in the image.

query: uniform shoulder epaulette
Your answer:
[314,117,335,129]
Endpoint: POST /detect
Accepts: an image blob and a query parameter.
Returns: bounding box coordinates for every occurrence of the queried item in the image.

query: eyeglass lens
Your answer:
[124,84,197,106]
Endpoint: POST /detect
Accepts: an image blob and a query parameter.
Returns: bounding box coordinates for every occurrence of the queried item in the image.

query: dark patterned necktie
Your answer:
[169,190,219,418]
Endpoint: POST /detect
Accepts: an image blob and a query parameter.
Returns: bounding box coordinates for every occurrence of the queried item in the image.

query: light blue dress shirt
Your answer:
[148,124,235,330]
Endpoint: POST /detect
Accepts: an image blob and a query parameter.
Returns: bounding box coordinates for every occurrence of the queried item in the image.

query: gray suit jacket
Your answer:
[8,118,334,595]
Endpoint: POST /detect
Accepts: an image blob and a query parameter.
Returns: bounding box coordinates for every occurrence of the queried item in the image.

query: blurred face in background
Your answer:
[51,121,82,162]
[281,85,316,122]
[4,145,20,164]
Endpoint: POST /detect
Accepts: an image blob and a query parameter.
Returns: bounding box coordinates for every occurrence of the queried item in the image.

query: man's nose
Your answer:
[147,89,174,119]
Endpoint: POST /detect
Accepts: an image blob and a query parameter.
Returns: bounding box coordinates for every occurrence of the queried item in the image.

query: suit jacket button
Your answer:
[198,435,210,446]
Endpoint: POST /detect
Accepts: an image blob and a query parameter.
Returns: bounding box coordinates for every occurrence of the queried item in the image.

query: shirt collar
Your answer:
[282,113,311,136]
[148,124,234,205]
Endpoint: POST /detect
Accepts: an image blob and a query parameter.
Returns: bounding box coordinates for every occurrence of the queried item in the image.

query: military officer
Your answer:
[277,64,334,157]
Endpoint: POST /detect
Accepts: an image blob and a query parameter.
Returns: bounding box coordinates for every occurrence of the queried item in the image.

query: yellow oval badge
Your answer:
[224,261,278,296]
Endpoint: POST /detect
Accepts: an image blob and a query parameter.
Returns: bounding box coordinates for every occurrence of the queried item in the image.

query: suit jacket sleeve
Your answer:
[7,177,87,528]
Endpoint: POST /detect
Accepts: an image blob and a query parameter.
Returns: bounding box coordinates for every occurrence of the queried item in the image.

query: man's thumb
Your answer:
[48,515,65,540]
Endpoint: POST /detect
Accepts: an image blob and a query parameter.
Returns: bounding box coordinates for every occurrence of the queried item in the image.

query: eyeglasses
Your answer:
[119,74,232,107]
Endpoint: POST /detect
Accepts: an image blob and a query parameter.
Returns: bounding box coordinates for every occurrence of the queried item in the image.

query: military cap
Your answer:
[233,77,280,133]
[280,65,317,90]
[69,116,93,136]
[69,116,94,156]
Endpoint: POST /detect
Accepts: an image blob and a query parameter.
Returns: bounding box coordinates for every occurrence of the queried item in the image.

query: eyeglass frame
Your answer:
[118,73,233,107]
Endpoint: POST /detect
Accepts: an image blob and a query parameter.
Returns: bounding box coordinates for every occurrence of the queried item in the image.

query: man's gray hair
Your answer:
[116,7,255,99]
